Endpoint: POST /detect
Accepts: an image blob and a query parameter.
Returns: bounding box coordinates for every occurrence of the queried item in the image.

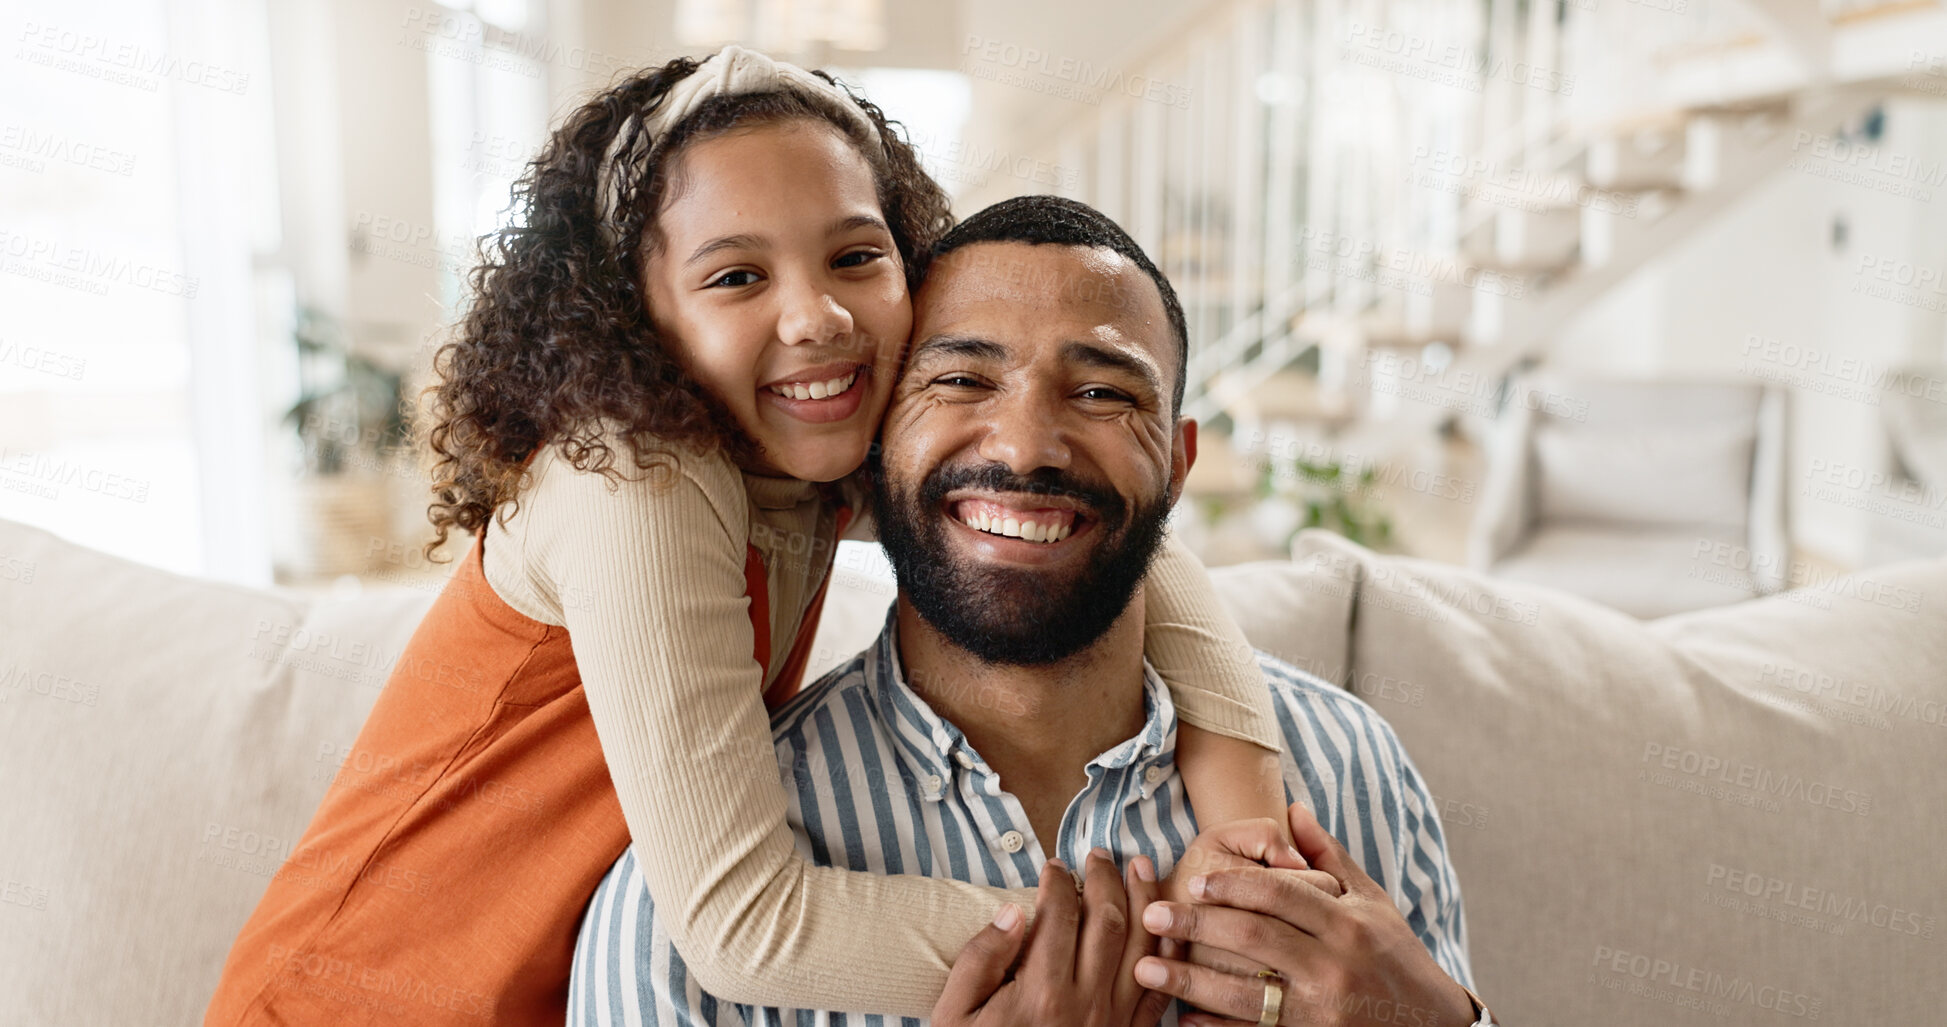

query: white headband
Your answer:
[595,45,882,244]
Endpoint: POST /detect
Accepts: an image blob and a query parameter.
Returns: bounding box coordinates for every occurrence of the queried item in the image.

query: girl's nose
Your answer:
[778,283,855,348]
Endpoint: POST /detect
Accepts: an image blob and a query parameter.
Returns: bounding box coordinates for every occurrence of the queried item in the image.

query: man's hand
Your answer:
[933,849,1172,1027]
[1162,817,1343,978]
[1132,803,1478,1027]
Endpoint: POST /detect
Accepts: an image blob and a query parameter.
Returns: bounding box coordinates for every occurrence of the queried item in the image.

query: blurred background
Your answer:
[4,0,1946,618]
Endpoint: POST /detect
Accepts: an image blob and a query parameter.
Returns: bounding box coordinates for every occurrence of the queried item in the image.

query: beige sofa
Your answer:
[1,517,1940,1025]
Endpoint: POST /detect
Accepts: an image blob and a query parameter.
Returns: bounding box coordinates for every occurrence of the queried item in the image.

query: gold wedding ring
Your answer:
[1255,969,1285,1027]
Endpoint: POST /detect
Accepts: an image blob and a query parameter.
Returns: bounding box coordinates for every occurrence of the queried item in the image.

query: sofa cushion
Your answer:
[1492,524,1757,618]
[0,519,433,1027]
[1532,423,1754,532]
[1276,530,1945,1027]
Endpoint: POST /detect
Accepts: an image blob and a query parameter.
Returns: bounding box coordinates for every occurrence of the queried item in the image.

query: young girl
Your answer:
[207,46,1290,1025]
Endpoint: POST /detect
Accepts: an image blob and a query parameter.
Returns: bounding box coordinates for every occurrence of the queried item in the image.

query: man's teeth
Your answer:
[767,369,858,401]
[960,510,1073,543]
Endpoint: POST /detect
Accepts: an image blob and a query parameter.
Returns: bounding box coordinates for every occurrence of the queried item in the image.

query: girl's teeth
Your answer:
[770,370,858,401]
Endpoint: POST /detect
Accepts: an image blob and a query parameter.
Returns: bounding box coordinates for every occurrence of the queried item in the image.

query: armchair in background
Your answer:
[1468,374,1788,618]
[1868,364,1947,566]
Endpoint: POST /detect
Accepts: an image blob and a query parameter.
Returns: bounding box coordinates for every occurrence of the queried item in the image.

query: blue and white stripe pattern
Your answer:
[570,610,1474,1026]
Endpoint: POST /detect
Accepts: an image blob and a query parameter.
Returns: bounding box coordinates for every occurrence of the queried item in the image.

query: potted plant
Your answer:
[281,308,412,581]
[1258,452,1394,552]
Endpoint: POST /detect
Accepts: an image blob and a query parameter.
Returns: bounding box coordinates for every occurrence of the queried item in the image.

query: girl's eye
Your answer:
[709,270,761,288]
[834,250,884,269]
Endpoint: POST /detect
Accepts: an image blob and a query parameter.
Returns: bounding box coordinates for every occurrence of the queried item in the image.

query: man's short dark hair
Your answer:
[922,195,1190,416]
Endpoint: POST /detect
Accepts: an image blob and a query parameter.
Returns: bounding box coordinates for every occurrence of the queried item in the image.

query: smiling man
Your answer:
[570,196,1490,1026]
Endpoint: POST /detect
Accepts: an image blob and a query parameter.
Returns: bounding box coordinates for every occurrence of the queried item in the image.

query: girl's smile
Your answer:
[759,361,871,424]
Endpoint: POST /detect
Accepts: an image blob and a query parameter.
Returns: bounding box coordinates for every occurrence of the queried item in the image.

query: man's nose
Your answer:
[975,386,1072,474]
[776,277,855,348]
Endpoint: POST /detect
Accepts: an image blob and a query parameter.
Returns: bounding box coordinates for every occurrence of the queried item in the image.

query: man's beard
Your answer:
[872,458,1173,666]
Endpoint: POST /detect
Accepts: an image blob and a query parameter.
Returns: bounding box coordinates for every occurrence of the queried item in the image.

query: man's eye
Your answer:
[834,250,884,269]
[1079,387,1133,402]
[932,375,985,389]
[708,270,761,288]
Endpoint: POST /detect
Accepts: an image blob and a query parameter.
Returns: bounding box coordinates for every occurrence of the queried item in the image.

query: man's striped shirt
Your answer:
[570,610,1474,1026]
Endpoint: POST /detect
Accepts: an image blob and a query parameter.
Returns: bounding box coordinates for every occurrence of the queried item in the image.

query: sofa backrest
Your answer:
[0,518,433,1027]
[1264,530,1944,1026]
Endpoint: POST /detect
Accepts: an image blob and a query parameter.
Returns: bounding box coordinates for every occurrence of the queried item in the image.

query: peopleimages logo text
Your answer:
[1706,863,1935,938]
[1641,743,1872,815]
[961,36,1193,109]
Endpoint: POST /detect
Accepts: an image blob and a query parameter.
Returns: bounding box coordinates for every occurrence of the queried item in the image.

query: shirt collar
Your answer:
[864,607,1180,803]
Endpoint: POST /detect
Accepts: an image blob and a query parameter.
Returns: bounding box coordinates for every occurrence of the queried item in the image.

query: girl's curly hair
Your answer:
[421,56,953,555]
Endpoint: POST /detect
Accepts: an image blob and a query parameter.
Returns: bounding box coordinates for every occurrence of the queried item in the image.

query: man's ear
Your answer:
[1168,417,1197,505]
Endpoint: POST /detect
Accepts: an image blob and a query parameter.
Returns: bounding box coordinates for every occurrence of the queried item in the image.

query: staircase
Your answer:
[968,0,1947,431]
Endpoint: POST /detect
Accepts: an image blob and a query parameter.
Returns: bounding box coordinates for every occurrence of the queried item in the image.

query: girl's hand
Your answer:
[933,850,1172,1027]
[1163,818,1342,977]
[1140,803,1476,1027]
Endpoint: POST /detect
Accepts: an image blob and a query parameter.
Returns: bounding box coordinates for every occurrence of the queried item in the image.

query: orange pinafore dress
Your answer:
[205,509,846,1026]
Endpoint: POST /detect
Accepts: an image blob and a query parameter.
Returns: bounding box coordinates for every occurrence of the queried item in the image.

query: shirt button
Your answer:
[998,830,1025,853]
[954,751,976,768]
[924,774,943,796]
[1144,766,1166,785]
